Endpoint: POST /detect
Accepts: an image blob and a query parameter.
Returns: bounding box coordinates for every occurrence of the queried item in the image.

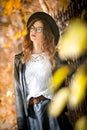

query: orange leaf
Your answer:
[5,42,10,48]
[13,0,21,9]
[3,0,13,15]
[21,28,27,36]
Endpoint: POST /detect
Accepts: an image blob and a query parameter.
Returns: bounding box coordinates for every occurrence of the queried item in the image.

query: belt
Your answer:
[28,95,46,105]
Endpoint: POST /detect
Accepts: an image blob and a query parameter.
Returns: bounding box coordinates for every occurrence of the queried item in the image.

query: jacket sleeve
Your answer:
[14,53,28,130]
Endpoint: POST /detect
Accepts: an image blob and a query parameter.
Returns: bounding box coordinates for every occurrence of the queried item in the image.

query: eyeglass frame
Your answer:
[29,25,44,33]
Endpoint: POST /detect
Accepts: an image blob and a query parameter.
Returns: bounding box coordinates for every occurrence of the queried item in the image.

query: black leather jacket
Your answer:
[14,52,29,130]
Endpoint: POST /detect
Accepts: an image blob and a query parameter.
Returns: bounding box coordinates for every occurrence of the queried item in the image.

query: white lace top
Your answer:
[25,52,53,100]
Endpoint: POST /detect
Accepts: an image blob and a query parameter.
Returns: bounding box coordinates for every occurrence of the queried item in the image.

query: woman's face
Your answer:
[30,20,44,44]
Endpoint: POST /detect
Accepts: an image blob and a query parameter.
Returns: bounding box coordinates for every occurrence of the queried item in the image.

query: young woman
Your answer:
[14,12,73,130]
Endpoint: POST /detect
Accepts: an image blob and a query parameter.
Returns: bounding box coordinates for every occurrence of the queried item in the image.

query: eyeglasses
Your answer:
[30,26,44,33]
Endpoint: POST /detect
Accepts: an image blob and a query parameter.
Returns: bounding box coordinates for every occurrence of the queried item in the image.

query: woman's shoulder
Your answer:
[14,52,24,66]
[15,52,23,60]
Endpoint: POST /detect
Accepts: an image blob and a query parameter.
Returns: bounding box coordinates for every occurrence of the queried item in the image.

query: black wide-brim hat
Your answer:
[27,12,60,45]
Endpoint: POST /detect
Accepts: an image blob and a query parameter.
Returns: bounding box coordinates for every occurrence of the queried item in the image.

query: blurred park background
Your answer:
[0,0,87,130]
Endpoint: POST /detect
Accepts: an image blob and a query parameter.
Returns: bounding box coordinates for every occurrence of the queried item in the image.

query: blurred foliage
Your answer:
[49,65,71,92]
[1,0,21,16]
[74,116,87,130]
[0,0,41,130]
[0,48,17,130]
[58,19,87,60]
[48,87,69,117]
[48,18,87,130]
[68,61,87,108]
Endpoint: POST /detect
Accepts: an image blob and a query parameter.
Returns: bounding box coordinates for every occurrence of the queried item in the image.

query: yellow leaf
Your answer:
[48,87,69,117]
[3,0,13,15]
[58,19,87,60]
[68,62,87,108]
[15,28,27,38]
[2,0,21,15]
[21,28,27,36]
[74,116,87,130]
[49,65,71,92]
[5,42,10,48]
[15,32,21,38]
[13,0,21,9]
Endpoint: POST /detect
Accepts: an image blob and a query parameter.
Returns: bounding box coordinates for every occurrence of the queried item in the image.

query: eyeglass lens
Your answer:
[30,26,43,33]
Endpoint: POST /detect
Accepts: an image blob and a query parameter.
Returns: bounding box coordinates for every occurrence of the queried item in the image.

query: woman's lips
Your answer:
[31,34,36,37]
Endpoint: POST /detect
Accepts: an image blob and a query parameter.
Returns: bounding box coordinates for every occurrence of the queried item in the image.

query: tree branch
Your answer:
[39,0,49,13]
[39,0,61,19]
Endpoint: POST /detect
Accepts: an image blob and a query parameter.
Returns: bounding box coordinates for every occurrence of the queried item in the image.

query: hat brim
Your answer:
[27,12,60,45]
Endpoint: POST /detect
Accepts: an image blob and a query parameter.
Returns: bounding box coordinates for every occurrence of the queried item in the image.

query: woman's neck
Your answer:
[32,49,43,54]
[32,42,44,54]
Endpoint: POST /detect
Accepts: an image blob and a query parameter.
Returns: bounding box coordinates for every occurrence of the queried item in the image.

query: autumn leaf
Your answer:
[21,28,27,36]
[74,116,87,130]
[5,42,10,48]
[15,32,21,38]
[2,0,13,15]
[13,0,21,9]
[58,19,87,60]
[2,0,21,16]
[49,65,71,92]
[15,28,27,38]
[48,87,69,117]
[68,62,87,108]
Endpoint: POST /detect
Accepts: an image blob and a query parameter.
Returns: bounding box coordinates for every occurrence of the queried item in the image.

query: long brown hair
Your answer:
[22,18,57,69]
